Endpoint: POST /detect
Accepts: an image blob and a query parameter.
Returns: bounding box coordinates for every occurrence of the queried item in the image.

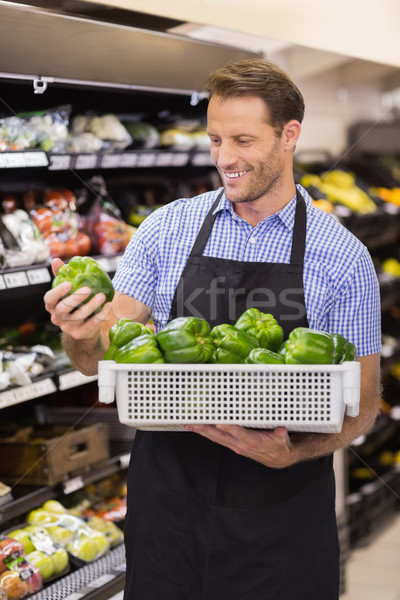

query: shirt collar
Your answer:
[212,184,311,230]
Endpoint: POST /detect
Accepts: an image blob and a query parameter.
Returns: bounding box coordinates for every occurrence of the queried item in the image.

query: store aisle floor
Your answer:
[341,513,400,600]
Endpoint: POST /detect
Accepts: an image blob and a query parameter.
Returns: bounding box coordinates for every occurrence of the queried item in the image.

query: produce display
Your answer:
[52,256,114,311]
[30,189,92,259]
[156,317,214,363]
[300,169,377,214]
[76,176,137,256]
[0,195,49,268]
[6,524,69,583]
[0,106,69,152]
[26,500,110,563]
[103,310,358,365]
[0,104,208,155]
[103,319,153,360]
[0,537,42,599]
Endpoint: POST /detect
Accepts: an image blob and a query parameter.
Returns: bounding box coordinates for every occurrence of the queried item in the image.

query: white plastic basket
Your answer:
[97,360,360,433]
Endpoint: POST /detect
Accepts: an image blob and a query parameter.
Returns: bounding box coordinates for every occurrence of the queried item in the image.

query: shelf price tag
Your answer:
[0,153,26,168]
[119,453,130,469]
[0,378,57,409]
[59,371,98,391]
[137,153,156,167]
[48,154,71,171]
[4,271,29,288]
[120,153,138,167]
[27,268,51,285]
[191,152,214,167]
[172,152,189,166]
[63,475,84,495]
[23,151,49,167]
[101,154,122,169]
[75,154,98,170]
[89,574,116,588]
[95,257,112,272]
[0,276,5,290]
[155,152,174,167]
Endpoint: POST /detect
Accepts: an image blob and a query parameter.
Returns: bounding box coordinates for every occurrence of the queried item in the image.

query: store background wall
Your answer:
[73,0,400,157]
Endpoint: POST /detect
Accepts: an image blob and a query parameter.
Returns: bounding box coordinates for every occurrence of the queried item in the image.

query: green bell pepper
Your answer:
[114,334,165,363]
[245,347,285,364]
[52,256,114,312]
[156,316,214,363]
[331,333,358,363]
[235,308,283,351]
[103,319,154,360]
[284,327,335,364]
[211,323,259,363]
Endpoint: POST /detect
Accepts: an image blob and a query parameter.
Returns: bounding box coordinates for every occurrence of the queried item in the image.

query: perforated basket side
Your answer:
[111,364,353,433]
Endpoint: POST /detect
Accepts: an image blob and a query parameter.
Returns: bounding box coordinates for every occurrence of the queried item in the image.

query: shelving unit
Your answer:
[0,3,399,598]
[0,7,254,599]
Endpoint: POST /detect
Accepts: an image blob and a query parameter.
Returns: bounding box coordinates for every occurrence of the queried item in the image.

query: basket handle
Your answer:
[98,360,116,404]
[343,361,361,417]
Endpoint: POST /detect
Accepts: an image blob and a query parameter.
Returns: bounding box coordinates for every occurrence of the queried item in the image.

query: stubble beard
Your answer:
[221,161,284,205]
[220,137,284,205]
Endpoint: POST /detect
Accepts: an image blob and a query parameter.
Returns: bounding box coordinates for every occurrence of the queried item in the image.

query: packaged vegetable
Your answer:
[30,189,91,259]
[26,507,109,564]
[77,176,135,255]
[1,195,49,266]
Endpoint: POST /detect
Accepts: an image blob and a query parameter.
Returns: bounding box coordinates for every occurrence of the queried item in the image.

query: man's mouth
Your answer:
[224,170,249,179]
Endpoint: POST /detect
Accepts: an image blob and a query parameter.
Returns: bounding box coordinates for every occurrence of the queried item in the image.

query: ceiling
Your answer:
[1,0,400,94]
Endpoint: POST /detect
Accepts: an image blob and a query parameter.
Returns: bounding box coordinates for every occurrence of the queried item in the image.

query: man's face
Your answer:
[207,95,286,205]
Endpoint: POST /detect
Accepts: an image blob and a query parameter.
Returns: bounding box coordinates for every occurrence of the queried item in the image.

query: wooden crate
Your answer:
[0,423,109,486]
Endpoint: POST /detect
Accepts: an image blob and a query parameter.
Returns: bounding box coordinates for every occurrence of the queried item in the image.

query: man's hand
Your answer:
[43,258,113,341]
[185,424,295,468]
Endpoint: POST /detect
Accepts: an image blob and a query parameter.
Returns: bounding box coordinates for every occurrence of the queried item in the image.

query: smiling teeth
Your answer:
[225,171,247,178]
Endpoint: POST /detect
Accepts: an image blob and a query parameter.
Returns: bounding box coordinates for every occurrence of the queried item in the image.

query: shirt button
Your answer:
[249,237,257,244]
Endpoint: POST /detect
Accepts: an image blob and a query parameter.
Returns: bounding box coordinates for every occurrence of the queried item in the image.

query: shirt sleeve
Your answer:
[326,247,381,357]
[112,211,161,308]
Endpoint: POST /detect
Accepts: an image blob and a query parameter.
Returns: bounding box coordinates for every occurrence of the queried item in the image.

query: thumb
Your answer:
[274,426,289,438]
[51,257,65,277]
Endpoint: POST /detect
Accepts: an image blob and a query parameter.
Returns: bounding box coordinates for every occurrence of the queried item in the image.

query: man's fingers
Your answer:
[51,257,65,276]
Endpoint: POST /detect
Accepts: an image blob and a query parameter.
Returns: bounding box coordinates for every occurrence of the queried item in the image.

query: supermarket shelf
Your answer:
[0,449,130,525]
[29,544,126,600]
[0,149,215,171]
[0,369,98,410]
[0,253,122,290]
[340,204,400,249]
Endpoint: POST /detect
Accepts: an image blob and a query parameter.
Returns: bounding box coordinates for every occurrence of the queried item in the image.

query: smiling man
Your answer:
[45,58,381,600]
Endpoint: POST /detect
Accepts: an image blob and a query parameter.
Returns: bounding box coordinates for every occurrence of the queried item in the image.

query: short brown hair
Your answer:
[205,58,305,134]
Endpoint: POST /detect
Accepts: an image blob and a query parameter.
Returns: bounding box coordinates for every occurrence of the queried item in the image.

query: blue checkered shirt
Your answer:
[113,184,381,357]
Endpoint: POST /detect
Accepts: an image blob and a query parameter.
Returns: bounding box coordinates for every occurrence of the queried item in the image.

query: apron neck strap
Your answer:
[189,190,224,257]
[189,188,307,265]
[290,189,307,265]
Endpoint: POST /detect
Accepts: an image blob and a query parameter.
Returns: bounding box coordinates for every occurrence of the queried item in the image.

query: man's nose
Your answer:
[215,143,237,169]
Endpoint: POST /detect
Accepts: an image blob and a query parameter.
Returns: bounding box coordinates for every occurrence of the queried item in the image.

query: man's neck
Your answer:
[233,184,297,227]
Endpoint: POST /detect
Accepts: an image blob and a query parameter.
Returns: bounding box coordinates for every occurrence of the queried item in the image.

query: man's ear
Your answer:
[283,120,301,151]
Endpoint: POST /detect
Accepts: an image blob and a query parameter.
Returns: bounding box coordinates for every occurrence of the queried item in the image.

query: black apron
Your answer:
[123,190,340,600]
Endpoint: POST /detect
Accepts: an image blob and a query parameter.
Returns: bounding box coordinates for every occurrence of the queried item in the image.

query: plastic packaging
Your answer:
[77,176,135,255]
[30,188,91,259]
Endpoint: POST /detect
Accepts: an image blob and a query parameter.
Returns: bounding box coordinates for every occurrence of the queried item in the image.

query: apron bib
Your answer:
[123,190,340,600]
